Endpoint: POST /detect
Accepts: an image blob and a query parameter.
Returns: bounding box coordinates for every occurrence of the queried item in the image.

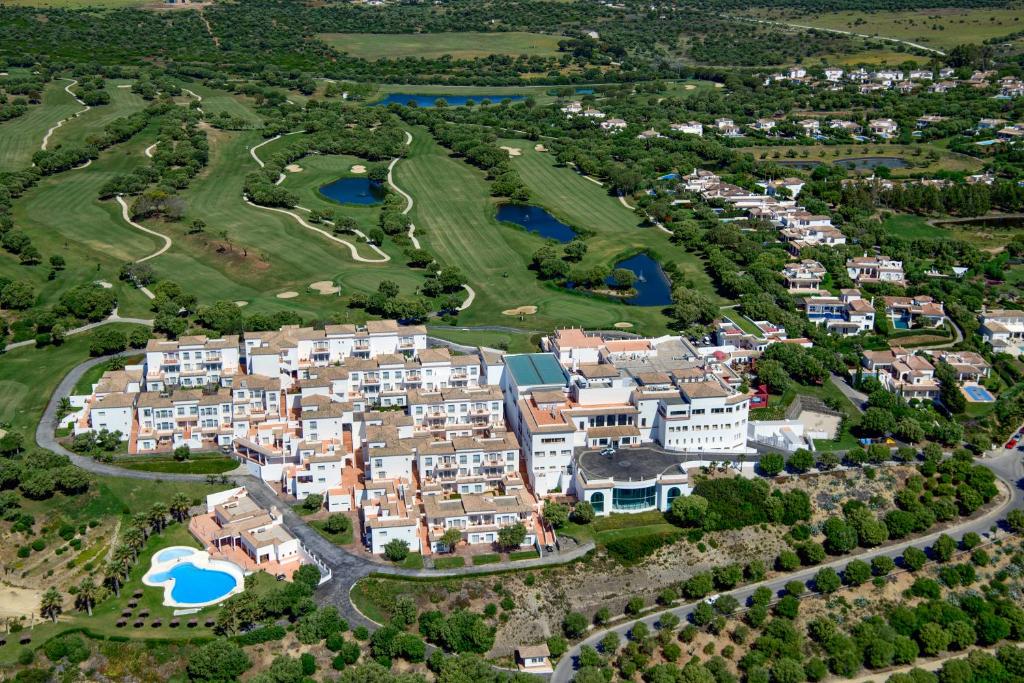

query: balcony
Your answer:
[398,339,416,349]
[469,406,490,416]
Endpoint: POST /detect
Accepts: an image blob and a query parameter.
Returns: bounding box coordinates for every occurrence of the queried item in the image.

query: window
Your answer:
[590,492,605,513]
[612,485,657,511]
[666,487,682,505]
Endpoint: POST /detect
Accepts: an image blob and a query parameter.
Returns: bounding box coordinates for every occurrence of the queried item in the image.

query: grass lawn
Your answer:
[0,522,221,665]
[308,518,355,546]
[0,324,149,438]
[432,556,466,569]
[113,454,239,475]
[560,510,681,545]
[399,553,424,570]
[883,212,1024,249]
[0,79,82,171]
[48,81,148,150]
[320,32,564,61]
[509,549,540,561]
[71,354,145,395]
[771,7,1024,50]
[4,113,161,320]
[395,126,699,335]
[426,327,542,352]
[497,137,723,305]
[471,553,501,566]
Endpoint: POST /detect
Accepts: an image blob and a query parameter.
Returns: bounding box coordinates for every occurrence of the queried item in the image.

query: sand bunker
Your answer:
[502,306,537,316]
[500,146,522,157]
[285,164,303,173]
[350,164,366,174]
[714,83,724,88]
[309,280,340,295]
[95,280,113,289]
[534,144,547,152]
[234,301,248,307]
[276,291,298,299]
[684,84,697,90]
[613,322,634,329]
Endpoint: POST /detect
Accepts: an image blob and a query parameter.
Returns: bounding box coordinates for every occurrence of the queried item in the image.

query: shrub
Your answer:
[605,530,681,563]
[234,625,286,646]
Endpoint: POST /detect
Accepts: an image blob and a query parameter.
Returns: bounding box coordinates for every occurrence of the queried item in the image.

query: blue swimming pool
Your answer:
[964,385,995,402]
[155,547,195,563]
[149,563,239,606]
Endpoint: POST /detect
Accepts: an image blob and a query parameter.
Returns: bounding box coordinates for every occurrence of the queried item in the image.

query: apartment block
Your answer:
[144,335,240,390]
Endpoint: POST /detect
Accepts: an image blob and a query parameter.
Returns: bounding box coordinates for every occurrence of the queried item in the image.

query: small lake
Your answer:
[496,204,577,243]
[609,254,673,306]
[319,178,386,205]
[372,93,525,107]
[776,156,910,171]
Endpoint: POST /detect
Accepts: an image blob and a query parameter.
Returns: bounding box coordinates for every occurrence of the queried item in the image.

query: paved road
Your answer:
[5,308,153,351]
[830,372,868,413]
[551,447,1024,682]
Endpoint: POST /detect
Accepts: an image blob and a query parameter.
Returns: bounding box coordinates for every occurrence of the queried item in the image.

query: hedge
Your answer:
[605,531,682,563]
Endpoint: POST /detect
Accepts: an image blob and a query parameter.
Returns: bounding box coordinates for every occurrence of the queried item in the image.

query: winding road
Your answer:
[30,351,1024,659]
[116,195,172,268]
[41,79,92,152]
[732,16,947,56]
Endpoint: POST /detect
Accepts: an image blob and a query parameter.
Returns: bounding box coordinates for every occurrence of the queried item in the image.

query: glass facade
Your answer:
[613,485,657,511]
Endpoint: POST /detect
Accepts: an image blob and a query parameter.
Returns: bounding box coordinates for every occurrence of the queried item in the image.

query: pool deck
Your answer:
[961,382,996,403]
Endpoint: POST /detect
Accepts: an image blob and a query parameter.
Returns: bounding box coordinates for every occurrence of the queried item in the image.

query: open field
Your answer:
[320,31,564,60]
[0,79,82,171]
[496,137,723,300]
[883,213,1024,250]
[175,81,263,127]
[833,49,928,66]
[397,127,693,334]
[748,6,1024,51]
[0,324,149,437]
[426,327,541,353]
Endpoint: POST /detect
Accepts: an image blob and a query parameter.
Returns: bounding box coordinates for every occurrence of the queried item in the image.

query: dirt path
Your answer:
[198,10,220,48]
[4,307,154,351]
[387,130,420,248]
[144,142,158,158]
[244,199,391,263]
[115,195,172,280]
[843,647,998,683]
[41,78,91,151]
[732,15,946,56]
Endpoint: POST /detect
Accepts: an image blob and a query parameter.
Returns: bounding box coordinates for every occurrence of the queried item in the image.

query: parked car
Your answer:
[1006,439,1017,449]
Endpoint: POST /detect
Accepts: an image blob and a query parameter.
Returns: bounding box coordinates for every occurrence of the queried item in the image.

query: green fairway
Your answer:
[5,125,161,319]
[320,31,564,60]
[496,138,723,303]
[0,79,82,170]
[48,80,148,149]
[396,127,688,335]
[177,81,264,127]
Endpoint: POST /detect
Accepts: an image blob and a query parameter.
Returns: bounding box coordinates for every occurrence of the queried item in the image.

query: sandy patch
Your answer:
[500,146,522,157]
[95,280,113,289]
[309,280,340,295]
[502,306,537,316]
[684,84,696,90]
[234,301,248,307]
[0,585,43,619]
[350,164,366,174]
[534,144,547,152]
[285,164,303,173]
[714,83,724,88]
[613,322,634,329]
[276,291,299,299]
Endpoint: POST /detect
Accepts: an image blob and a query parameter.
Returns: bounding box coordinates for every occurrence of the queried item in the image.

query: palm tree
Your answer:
[75,579,99,617]
[148,502,168,534]
[169,493,192,523]
[40,588,63,623]
[56,396,73,421]
[132,513,150,540]
[103,561,122,598]
[112,545,135,581]
[121,528,145,557]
